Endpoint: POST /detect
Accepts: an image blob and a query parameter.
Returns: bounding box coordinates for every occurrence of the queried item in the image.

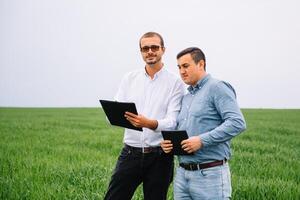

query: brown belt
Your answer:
[124,144,162,154]
[180,160,226,171]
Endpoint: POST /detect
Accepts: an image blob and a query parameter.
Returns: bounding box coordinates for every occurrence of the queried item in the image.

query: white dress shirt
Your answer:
[114,67,185,147]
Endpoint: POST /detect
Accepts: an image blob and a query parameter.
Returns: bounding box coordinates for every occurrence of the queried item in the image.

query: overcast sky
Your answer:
[1,0,299,108]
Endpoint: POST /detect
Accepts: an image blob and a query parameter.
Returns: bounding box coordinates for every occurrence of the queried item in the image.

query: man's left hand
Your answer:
[181,136,203,153]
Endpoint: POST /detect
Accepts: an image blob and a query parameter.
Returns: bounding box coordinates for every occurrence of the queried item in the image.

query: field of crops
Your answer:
[0,108,299,199]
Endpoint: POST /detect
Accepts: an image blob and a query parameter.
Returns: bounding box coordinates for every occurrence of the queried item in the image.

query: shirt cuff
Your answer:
[155,119,163,131]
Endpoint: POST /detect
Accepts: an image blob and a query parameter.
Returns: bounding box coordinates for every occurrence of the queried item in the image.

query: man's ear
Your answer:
[199,60,205,70]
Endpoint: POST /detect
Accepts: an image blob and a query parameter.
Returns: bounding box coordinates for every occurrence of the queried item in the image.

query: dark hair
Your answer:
[177,47,206,70]
[139,32,165,48]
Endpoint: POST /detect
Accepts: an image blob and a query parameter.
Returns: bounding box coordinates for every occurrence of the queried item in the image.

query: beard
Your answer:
[146,60,157,65]
[146,55,162,65]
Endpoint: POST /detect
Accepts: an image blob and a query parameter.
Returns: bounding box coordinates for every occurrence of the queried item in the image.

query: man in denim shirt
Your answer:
[161,47,246,199]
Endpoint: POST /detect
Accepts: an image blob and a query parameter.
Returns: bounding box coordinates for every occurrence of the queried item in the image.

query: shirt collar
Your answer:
[144,66,165,80]
[187,74,211,94]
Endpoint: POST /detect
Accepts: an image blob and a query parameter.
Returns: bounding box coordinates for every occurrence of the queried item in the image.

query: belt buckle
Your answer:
[142,147,150,153]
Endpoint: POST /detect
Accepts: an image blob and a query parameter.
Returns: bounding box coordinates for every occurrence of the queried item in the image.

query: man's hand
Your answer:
[124,112,158,130]
[160,140,173,153]
[181,136,203,153]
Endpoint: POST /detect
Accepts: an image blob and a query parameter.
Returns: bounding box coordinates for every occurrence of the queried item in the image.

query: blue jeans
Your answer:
[174,163,231,200]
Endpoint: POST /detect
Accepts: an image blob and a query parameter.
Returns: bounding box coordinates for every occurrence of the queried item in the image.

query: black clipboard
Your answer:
[161,130,193,155]
[99,100,142,131]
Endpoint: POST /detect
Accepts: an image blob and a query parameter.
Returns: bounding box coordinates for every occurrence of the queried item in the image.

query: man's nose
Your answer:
[147,49,155,53]
[179,68,185,74]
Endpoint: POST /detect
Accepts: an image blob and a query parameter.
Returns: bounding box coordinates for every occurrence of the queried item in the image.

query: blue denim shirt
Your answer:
[177,74,246,163]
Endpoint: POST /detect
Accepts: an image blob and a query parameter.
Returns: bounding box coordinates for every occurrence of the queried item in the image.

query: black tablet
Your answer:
[161,130,193,155]
[100,100,142,131]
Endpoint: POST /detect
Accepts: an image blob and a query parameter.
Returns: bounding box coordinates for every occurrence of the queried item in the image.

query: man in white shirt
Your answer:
[104,32,185,200]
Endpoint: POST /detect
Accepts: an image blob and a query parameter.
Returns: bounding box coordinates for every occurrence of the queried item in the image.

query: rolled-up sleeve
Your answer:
[155,79,185,131]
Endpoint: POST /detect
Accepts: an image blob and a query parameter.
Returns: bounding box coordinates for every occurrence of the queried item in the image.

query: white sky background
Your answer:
[0,0,299,108]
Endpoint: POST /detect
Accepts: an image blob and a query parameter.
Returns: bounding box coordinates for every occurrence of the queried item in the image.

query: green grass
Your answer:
[0,108,299,199]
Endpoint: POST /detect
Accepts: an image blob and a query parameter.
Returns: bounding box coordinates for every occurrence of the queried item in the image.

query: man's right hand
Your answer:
[124,112,158,130]
[160,140,173,153]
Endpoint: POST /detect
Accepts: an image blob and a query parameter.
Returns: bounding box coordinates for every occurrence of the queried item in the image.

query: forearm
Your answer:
[155,117,177,131]
[145,119,158,130]
[200,117,246,147]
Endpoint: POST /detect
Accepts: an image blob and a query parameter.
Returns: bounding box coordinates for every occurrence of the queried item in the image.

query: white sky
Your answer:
[1,0,299,108]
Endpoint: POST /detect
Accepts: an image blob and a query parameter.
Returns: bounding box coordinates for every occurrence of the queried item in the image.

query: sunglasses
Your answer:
[140,45,161,53]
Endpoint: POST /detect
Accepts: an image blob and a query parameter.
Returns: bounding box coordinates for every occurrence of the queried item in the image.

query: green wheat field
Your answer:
[0,108,299,200]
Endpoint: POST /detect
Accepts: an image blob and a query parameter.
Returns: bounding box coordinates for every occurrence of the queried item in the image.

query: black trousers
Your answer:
[104,145,174,200]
